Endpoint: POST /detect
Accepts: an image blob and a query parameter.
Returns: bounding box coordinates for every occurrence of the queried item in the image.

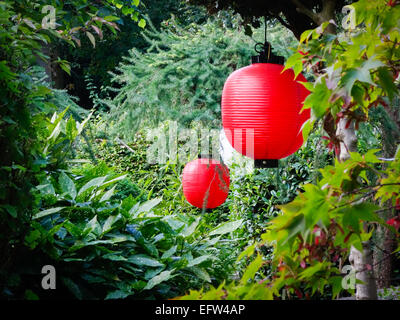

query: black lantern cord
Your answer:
[254,16,271,59]
[252,16,284,67]
[264,16,267,44]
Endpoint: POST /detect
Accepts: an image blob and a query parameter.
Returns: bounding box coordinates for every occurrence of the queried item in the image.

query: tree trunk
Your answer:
[337,118,378,300]
[373,223,396,289]
[372,110,399,290]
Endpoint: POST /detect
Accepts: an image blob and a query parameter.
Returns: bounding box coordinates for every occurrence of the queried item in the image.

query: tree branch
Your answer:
[290,0,318,23]
[269,11,293,31]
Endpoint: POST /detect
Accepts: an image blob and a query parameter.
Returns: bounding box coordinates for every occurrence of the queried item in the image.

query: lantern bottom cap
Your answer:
[254,159,279,168]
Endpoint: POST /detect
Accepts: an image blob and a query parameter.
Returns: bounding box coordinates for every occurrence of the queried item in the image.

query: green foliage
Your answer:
[30,166,243,299]
[286,0,400,145]
[58,0,210,106]
[179,0,400,300]
[0,0,144,298]
[104,14,255,138]
[1,109,244,299]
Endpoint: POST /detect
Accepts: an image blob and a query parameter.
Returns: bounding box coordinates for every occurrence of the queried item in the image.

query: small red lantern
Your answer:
[182,158,230,209]
[221,42,310,167]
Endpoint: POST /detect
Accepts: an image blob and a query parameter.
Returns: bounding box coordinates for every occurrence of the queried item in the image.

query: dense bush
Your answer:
[102,15,256,137]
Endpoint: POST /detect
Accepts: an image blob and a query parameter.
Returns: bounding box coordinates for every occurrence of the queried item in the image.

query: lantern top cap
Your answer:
[252,41,284,65]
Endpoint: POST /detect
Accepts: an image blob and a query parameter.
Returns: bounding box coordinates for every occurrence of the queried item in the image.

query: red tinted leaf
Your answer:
[295,289,303,299]
[387,217,400,230]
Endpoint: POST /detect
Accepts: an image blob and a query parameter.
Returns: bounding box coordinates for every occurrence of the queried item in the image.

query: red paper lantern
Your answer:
[221,62,310,166]
[182,158,230,209]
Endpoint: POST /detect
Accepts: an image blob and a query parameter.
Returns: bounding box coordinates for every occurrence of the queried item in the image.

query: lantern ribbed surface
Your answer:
[221,63,310,160]
[182,158,230,209]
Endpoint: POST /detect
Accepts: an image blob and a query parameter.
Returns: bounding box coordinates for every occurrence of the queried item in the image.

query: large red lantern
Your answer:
[182,158,230,209]
[221,42,310,168]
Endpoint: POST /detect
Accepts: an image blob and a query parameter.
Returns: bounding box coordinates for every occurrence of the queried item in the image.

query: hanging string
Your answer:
[264,16,271,60]
[264,16,267,44]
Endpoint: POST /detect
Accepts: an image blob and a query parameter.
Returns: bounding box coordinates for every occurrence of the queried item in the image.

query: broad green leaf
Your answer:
[105,290,130,300]
[102,214,120,234]
[187,255,213,267]
[209,219,243,236]
[128,254,164,267]
[161,245,177,260]
[59,172,76,200]
[78,176,108,196]
[100,185,116,202]
[180,217,200,237]
[189,267,211,283]
[144,270,174,290]
[33,207,65,220]
[136,197,162,214]
[100,174,128,189]
[83,215,102,237]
